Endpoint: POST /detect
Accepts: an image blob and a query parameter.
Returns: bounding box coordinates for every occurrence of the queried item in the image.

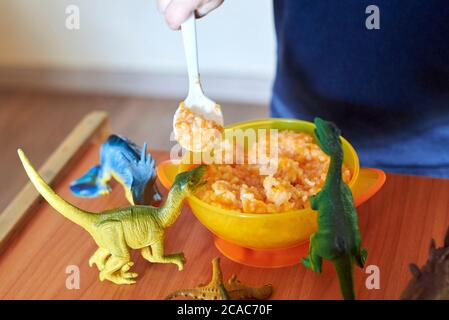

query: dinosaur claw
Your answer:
[116,278,137,285]
[175,253,186,270]
[301,257,311,270]
[120,262,134,273]
[123,272,139,279]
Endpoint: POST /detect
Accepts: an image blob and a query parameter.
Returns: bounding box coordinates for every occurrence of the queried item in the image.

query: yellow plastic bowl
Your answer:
[157,118,385,267]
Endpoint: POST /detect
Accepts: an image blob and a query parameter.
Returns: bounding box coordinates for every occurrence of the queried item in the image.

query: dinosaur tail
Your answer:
[165,287,229,300]
[18,149,96,229]
[165,289,205,300]
[333,254,356,300]
[249,284,273,300]
[70,164,110,198]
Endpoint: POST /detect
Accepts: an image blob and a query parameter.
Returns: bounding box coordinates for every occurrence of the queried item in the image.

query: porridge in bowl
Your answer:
[196,130,351,213]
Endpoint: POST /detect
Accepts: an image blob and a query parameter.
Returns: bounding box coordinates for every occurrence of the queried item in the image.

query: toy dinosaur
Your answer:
[165,257,273,300]
[301,118,367,300]
[70,134,162,206]
[18,149,206,285]
[401,227,449,300]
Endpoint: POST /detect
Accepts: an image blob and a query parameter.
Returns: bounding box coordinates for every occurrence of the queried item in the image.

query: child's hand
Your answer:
[157,0,224,29]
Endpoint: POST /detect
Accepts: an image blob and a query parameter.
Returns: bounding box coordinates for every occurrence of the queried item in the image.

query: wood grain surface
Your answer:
[0,111,109,255]
[0,146,449,300]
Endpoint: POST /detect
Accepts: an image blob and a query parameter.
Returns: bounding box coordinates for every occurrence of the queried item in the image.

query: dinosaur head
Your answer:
[173,165,207,195]
[130,142,162,206]
[314,117,342,158]
[131,176,162,206]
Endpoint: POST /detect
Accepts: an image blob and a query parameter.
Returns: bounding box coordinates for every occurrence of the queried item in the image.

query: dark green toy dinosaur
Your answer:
[302,118,367,300]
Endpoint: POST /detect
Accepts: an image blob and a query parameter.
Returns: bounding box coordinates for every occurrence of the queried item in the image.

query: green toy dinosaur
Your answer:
[301,118,367,300]
[166,257,273,300]
[18,149,206,285]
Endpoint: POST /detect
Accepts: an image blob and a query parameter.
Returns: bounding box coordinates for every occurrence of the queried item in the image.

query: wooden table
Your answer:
[0,112,448,300]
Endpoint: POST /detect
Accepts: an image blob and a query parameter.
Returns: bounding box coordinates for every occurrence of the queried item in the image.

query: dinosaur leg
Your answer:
[302,234,323,273]
[88,247,111,271]
[141,240,185,270]
[96,223,138,285]
[98,168,112,195]
[99,256,137,285]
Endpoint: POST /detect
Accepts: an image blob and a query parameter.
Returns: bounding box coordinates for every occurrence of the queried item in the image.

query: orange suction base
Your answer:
[214,237,309,268]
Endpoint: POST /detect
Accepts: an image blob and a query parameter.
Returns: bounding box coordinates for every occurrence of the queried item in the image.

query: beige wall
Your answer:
[0,0,276,79]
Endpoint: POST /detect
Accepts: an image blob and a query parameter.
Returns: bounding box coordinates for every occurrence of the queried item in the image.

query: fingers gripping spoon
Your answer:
[173,15,224,152]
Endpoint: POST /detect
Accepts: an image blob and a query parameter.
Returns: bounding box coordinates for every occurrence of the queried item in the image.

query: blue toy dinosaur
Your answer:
[70,134,162,206]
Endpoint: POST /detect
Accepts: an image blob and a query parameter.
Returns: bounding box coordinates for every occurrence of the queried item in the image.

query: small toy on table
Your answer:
[166,257,273,300]
[401,227,449,300]
[70,134,162,206]
[302,118,368,300]
[18,148,206,285]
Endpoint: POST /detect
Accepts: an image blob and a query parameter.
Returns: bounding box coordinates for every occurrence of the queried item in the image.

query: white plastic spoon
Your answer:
[173,15,224,151]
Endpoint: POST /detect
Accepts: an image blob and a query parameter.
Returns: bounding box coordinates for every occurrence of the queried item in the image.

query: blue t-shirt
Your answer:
[272,0,449,178]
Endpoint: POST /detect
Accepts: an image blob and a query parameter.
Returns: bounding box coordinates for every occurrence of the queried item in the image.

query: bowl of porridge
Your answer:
[158,118,385,267]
